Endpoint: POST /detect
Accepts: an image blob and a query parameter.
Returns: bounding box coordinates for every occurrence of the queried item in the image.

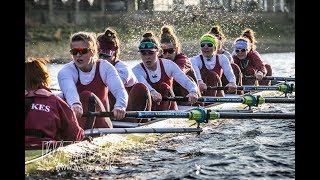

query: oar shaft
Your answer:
[216,112,295,119]
[83,109,295,123]
[162,96,245,102]
[207,86,280,91]
[50,88,61,91]
[162,96,188,102]
[214,109,253,113]
[266,76,295,81]
[162,95,295,104]
[264,98,295,103]
[83,111,191,119]
[84,127,202,135]
[207,84,295,93]
[199,97,243,103]
[245,76,295,81]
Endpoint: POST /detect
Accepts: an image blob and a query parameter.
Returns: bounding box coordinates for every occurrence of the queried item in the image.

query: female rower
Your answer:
[159,25,198,105]
[58,31,128,129]
[132,31,198,111]
[190,33,237,97]
[97,27,152,122]
[232,37,268,86]
[240,28,272,85]
[208,25,242,92]
[25,57,84,150]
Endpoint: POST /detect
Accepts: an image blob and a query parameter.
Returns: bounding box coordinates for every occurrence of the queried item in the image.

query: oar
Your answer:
[214,112,295,119]
[83,111,191,119]
[207,84,295,94]
[162,94,295,106]
[212,109,253,113]
[83,107,295,125]
[84,127,203,136]
[244,75,295,81]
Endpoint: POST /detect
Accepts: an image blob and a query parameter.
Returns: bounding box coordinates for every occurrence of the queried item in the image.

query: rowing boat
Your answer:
[25,82,295,174]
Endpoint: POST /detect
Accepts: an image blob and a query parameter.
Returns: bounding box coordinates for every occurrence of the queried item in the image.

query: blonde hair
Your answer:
[70,31,98,60]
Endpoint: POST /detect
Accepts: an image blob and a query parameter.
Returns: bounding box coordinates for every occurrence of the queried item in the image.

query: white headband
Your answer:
[234,41,248,50]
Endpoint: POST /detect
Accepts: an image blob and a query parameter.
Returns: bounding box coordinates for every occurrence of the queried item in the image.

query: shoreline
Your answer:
[25,11,295,64]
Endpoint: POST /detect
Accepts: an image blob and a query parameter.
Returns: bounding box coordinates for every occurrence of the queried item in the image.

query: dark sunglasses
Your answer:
[70,48,91,55]
[235,49,246,53]
[162,48,175,54]
[139,42,157,49]
[139,50,155,56]
[99,52,111,59]
[200,42,214,48]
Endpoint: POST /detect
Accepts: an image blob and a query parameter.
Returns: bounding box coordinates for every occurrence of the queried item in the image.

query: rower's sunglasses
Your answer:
[200,42,214,48]
[162,48,175,54]
[139,50,155,56]
[235,49,246,53]
[139,42,157,49]
[99,52,111,58]
[70,48,91,55]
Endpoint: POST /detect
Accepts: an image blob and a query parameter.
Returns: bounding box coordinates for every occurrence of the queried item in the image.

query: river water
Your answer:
[43,52,295,179]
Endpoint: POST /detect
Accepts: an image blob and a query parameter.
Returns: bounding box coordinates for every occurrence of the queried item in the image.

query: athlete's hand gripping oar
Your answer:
[244,75,295,82]
[207,84,295,94]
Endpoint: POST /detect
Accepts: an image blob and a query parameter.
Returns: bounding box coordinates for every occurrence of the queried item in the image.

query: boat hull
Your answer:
[25,89,292,173]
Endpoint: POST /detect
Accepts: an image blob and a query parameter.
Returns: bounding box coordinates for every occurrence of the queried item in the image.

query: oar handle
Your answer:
[162,96,188,102]
[83,111,139,118]
[50,88,61,91]
[207,86,242,90]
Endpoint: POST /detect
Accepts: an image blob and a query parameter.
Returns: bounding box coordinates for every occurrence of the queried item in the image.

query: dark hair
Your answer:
[97,27,120,60]
[140,31,160,48]
[160,25,181,52]
[208,25,227,50]
[209,25,226,42]
[241,28,256,50]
